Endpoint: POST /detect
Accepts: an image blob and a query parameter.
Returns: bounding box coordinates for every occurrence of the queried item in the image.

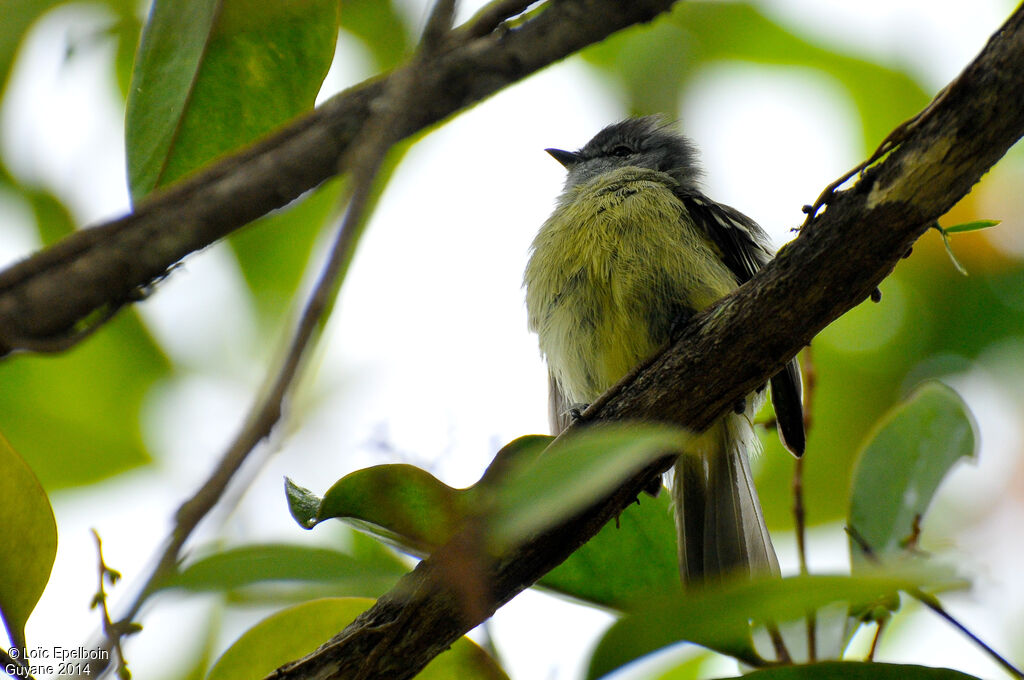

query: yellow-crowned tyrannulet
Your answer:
[524,116,804,586]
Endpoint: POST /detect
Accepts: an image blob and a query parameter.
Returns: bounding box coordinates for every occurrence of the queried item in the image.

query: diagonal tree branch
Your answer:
[266,6,1024,680]
[0,0,678,356]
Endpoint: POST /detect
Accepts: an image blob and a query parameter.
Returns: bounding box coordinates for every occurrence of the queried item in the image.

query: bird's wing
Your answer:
[681,194,773,284]
[681,194,806,456]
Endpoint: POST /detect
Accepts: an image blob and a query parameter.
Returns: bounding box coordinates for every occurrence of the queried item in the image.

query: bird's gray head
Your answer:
[547,116,702,192]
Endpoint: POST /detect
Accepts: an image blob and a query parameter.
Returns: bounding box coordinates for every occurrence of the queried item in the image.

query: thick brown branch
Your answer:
[268,6,1024,680]
[0,0,676,355]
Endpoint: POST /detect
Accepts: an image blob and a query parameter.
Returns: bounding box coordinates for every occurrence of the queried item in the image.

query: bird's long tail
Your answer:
[672,413,779,587]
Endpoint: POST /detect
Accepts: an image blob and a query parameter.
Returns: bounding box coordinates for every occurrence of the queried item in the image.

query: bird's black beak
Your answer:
[545,148,581,168]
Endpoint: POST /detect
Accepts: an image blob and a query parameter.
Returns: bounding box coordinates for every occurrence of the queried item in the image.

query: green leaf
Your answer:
[0,312,169,488]
[941,219,1000,234]
[26,187,75,244]
[286,466,473,554]
[160,544,407,598]
[539,489,681,610]
[848,381,976,567]
[125,0,339,201]
[288,424,685,556]
[205,598,509,680]
[288,428,686,608]
[585,571,959,680]
[338,0,411,70]
[0,0,61,95]
[0,432,57,651]
[487,425,689,551]
[653,651,709,680]
[286,435,552,553]
[288,434,682,611]
[285,479,322,528]
[716,662,982,680]
[111,8,143,100]
[933,220,1000,276]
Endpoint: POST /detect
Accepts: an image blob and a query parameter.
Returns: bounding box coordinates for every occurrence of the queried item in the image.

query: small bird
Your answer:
[524,116,804,587]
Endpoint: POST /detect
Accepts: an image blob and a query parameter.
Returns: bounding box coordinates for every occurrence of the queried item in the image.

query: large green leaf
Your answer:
[848,381,976,566]
[205,597,508,680]
[715,662,982,680]
[0,312,169,488]
[841,382,976,643]
[287,463,476,554]
[288,427,689,608]
[585,571,962,680]
[0,432,56,651]
[540,489,680,610]
[488,426,687,550]
[160,543,407,598]
[286,435,553,548]
[289,426,687,550]
[218,0,414,325]
[287,469,682,612]
[125,0,339,201]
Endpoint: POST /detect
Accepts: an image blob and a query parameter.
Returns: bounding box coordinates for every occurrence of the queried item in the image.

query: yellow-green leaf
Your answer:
[126,0,339,201]
[205,598,508,680]
[941,219,1000,234]
[0,432,57,650]
[848,382,976,567]
[586,570,962,679]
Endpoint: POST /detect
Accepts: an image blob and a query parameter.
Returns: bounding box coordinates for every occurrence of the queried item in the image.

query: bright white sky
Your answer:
[3,1,1022,679]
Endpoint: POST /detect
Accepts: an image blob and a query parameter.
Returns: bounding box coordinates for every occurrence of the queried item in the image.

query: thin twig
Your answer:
[766,622,792,664]
[91,530,138,680]
[419,0,457,50]
[792,456,816,662]
[793,458,809,578]
[791,347,816,660]
[916,600,1024,677]
[797,83,955,231]
[321,9,462,680]
[867,620,885,661]
[846,525,1024,679]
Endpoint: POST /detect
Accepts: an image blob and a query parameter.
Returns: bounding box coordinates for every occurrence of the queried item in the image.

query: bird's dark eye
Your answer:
[610,144,633,157]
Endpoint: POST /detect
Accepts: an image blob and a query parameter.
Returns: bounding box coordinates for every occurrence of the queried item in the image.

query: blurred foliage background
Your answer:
[1,1,1023,679]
